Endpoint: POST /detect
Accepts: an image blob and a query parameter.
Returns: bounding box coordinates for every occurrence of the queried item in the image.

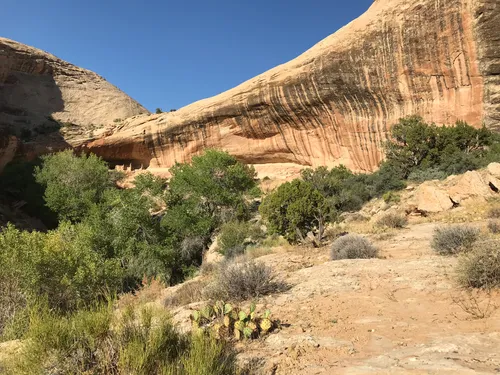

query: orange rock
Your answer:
[415,182,454,213]
[85,0,499,176]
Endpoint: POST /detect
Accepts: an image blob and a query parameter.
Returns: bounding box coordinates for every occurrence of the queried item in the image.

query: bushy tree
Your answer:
[167,150,256,216]
[259,179,334,243]
[133,172,167,197]
[162,150,257,258]
[34,150,113,222]
[0,223,123,314]
[384,116,499,178]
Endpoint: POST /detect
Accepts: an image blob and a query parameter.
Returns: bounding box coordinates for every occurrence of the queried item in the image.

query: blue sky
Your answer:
[2,0,373,112]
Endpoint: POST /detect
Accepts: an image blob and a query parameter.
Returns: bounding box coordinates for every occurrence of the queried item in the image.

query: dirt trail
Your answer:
[231,223,500,374]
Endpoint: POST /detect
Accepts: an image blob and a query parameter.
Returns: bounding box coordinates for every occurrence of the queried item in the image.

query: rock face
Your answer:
[0,37,148,170]
[86,0,499,175]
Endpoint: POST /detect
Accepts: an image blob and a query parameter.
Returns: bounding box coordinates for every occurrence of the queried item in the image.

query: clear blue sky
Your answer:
[2,0,373,112]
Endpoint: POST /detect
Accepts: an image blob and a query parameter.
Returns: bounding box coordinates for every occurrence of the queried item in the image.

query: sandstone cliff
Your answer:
[86,0,500,176]
[0,37,148,170]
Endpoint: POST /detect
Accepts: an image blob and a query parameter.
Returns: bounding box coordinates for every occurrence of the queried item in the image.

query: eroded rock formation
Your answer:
[86,0,500,176]
[0,37,148,170]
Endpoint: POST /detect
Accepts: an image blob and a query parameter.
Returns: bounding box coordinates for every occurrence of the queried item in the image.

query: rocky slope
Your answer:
[0,37,148,171]
[86,0,499,175]
[158,191,500,374]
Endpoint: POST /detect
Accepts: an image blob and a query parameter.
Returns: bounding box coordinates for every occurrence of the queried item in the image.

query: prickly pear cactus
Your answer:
[234,320,245,332]
[191,301,276,341]
[223,315,232,328]
[238,311,247,321]
[243,327,253,339]
[260,318,272,332]
[200,305,213,320]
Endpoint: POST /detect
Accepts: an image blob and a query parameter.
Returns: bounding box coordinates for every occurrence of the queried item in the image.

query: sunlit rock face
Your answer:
[2,0,499,177]
[0,37,148,171]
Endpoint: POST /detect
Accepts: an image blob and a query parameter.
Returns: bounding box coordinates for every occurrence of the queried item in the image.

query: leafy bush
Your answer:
[384,116,498,179]
[5,303,237,375]
[133,172,167,197]
[218,221,263,258]
[330,234,378,260]
[34,150,114,222]
[155,108,163,114]
[456,240,500,289]
[259,179,333,243]
[431,225,481,255]
[407,168,448,182]
[382,191,401,204]
[0,223,123,314]
[488,220,500,234]
[375,212,408,229]
[204,259,284,301]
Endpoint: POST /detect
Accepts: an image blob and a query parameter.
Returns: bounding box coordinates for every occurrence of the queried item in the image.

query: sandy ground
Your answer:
[225,222,500,374]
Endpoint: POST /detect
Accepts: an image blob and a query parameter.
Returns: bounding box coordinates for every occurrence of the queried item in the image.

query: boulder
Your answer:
[487,163,500,178]
[447,171,493,203]
[415,182,454,213]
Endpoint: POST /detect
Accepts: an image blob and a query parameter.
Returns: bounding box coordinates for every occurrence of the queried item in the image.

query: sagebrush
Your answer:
[203,259,285,301]
[330,234,378,260]
[456,240,500,289]
[431,225,480,255]
[375,213,408,229]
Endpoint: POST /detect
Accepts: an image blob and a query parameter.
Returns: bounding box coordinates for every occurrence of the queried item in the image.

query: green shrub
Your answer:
[5,303,237,375]
[218,221,264,258]
[204,259,284,301]
[375,212,408,229]
[488,220,500,234]
[384,116,498,179]
[155,108,163,114]
[0,223,123,314]
[330,234,378,260]
[34,150,114,222]
[456,240,500,289]
[382,191,401,204]
[407,168,448,182]
[259,179,333,243]
[133,172,167,197]
[431,225,480,255]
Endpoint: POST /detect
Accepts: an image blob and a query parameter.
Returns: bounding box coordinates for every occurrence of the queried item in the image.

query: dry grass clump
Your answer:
[431,225,480,255]
[203,259,285,302]
[488,220,500,234]
[488,206,500,219]
[456,240,500,289]
[375,212,408,229]
[118,277,165,309]
[164,279,207,308]
[330,234,378,260]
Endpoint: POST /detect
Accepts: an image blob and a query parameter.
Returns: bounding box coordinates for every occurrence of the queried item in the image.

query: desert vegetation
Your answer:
[330,234,379,260]
[431,225,480,255]
[1,116,500,373]
[260,116,500,244]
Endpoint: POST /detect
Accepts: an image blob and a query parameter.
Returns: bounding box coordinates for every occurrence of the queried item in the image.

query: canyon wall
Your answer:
[85,0,499,175]
[0,37,148,170]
